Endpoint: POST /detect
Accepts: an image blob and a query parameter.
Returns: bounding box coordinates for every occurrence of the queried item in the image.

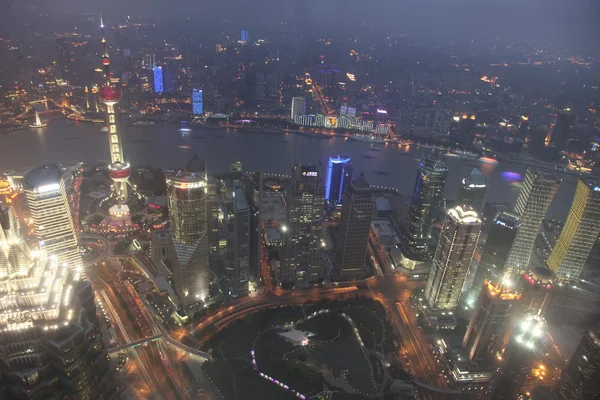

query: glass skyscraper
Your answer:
[456,167,486,212]
[504,169,560,280]
[401,149,448,263]
[153,66,164,93]
[280,162,324,287]
[24,164,83,276]
[424,206,481,328]
[547,177,600,280]
[336,174,374,279]
[325,156,352,205]
[192,88,203,115]
[166,155,210,305]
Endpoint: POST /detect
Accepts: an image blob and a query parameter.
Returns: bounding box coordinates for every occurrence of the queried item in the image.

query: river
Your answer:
[0,118,579,220]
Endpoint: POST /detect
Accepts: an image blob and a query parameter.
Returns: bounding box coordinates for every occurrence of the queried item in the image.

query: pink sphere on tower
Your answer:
[99,85,121,104]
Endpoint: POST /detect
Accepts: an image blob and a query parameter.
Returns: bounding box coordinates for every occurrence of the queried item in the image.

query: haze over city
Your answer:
[0,0,599,399]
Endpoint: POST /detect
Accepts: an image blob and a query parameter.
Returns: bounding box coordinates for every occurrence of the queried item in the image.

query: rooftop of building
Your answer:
[375,197,392,212]
[463,168,486,188]
[23,164,62,190]
[447,205,481,225]
[350,173,371,192]
[234,187,249,212]
[184,155,206,173]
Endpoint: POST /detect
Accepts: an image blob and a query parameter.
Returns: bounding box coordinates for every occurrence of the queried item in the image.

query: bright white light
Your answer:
[281,225,288,232]
[36,183,60,193]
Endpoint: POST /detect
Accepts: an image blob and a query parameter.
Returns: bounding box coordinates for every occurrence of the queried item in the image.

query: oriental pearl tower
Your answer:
[98,16,132,211]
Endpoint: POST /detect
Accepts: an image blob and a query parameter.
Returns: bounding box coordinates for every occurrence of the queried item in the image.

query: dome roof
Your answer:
[185,155,206,173]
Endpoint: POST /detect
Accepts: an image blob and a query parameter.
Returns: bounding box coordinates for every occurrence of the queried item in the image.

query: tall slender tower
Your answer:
[280,162,324,288]
[424,205,481,328]
[325,156,353,205]
[547,177,600,281]
[401,149,448,263]
[98,16,131,207]
[336,174,374,279]
[504,169,560,280]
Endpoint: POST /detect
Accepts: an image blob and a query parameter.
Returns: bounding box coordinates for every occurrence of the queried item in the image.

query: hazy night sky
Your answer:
[3,0,600,52]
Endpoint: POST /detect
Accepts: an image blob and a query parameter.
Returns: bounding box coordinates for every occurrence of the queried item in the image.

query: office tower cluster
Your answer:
[0,205,109,398]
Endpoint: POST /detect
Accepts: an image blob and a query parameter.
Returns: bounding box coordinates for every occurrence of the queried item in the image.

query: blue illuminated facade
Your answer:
[153,66,163,93]
[241,29,248,42]
[192,89,203,115]
[325,156,352,205]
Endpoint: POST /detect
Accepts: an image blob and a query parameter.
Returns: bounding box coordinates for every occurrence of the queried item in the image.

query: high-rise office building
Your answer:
[555,325,600,400]
[153,66,164,93]
[336,174,374,279]
[519,266,556,316]
[0,206,109,398]
[401,149,448,263]
[232,181,250,297]
[325,156,353,205]
[291,96,306,120]
[547,177,600,280]
[24,165,83,275]
[548,111,576,148]
[166,156,210,306]
[486,313,547,399]
[192,88,203,115]
[462,281,521,362]
[280,162,324,287]
[424,206,481,327]
[241,29,249,42]
[466,209,519,306]
[456,168,486,212]
[504,169,560,279]
[143,53,156,69]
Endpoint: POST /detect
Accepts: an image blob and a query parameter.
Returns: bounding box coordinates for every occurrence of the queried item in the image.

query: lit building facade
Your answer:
[192,88,203,115]
[401,149,448,263]
[456,168,486,212]
[166,156,210,306]
[504,169,560,279]
[241,29,249,42]
[153,66,164,93]
[0,206,109,399]
[547,177,600,280]
[486,314,547,399]
[555,326,600,400]
[336,174,374,279]
[280,162,324,287]
[232,182,250,297]
[325,156,353,205]
[24,165,83,275]
[463,281,521,362]
[424,206,481,327]
[291,97,306,120]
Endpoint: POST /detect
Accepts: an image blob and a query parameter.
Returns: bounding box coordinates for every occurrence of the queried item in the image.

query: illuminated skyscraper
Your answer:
[555,325,600,400]
[241,29,249,42]
[166,156,210,306]
[153,66,164,93]
[280,162,324,287]
[98,17,133,211]
[401,149,448,263]
[232,181,250,297]
[192,88,203,115]
[325,156,352,205]
[547,177,600,280]
[424,206,481,327]
[336,174,374,279]
[504,169,560,279]
[291,96,306,120]
[24,165,83,275]
[486,313,547,399]
[456,168,486,212]
[463,281,521,362]
[0,205,109,398]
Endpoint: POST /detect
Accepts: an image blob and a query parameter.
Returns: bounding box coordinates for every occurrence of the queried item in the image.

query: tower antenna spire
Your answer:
[99,10,111,84]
